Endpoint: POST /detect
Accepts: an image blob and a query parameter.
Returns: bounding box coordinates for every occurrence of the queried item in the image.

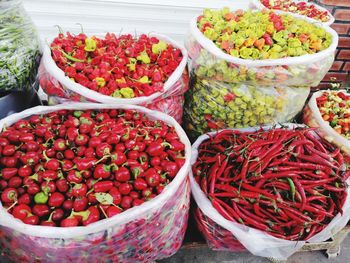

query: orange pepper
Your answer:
[224,12,236,21]
[299,34,309,43]
[335,127,342,134]
[254,38,265,50]
[220,41,231,52]
[310,40,322,51]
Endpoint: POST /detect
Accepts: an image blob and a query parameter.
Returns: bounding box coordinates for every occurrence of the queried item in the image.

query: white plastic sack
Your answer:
[41,32,188,105]
[186,11,338,87]
[38,62,189,123]
[183,78,310,139]
[190,124,350,260]
[304,90,350,156]
[0,103,191,263]
[250,0,335,26]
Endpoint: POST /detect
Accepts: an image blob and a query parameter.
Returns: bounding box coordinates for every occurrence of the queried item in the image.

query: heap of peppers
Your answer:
[0,109,185,226]
[193,127,348,241]
[197,8,332,59]
[50,32,183,98]
[316,90,350,139]
[260,0,330,23]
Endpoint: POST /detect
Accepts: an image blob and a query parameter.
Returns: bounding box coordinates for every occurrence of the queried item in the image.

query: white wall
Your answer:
[23,0,249,44]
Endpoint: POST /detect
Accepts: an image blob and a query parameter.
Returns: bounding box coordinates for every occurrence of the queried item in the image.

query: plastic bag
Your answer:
[190,124,350,260]
[0,103,191,263]
[250,0,335,26]
[41,32,188,101]
[39,62,189,123]
[185,12,338,87]
[303,90,350,156]
[0,0,41,92]
[194,207,246,252]
[183,77,310,139]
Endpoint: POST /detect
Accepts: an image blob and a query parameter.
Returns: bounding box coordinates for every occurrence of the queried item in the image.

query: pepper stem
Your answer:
[6,200,18,212]
[99,205,109,219]
[54,25,64,35]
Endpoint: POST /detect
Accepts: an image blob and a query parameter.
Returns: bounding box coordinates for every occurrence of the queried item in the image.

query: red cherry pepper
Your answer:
[41,181,56,193]
[95,143,112,158]
[48,192,65,207]
[53,138,67,151]
[23,215,39,225]
[73,196,88,212]
[121,196,133,209]
[111,152,127,166]
[106,206,122,217]
[1,168,18,180]
[72,183,88,197]
[169,140,185,151]
[2,145,16,156]
[12,204,31,220]
[67,170,83,183]
[44,158,60,171]
[41,170,58,181]
[82,206,100,226]
[146,141,171,156]
[114,167,130,182]
[75,157,96,171]
[119,183,132,195]
[93,164,111,179]
[56,178,69,193]
[134,178,148,191]
[61,216,79,227]
[109,187,122,205]
[18,193,31,205]
[94,181,114,193]
[32,204,50,217]
[145,172,160,187]
[1,187,18,203]
[18,165,33,177]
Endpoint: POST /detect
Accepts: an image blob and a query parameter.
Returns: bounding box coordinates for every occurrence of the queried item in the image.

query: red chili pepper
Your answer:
[211,198,236,222]
[293,179,306,211]
[232,203,269,231]
[324,184,345,193]
[296,154,338,170]
[304,131,327,153]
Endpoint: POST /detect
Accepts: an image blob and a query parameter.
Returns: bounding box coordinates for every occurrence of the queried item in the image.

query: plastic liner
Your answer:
[183,77,310,139]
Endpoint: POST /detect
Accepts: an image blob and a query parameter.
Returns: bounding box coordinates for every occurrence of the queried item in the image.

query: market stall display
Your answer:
[39,31,188,123]
[0,1,348,261]
[0,0,41,93]
[304,90,350,156]
[190,125,350,260]
[250,0,334,26]
[0,103,191,262]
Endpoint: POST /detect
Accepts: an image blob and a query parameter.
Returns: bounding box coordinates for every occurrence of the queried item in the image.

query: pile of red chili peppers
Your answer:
[193,127,349,241]
[50,32,183,98]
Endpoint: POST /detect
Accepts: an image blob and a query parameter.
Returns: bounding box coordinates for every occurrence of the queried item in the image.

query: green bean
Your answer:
[0,1,40,92]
